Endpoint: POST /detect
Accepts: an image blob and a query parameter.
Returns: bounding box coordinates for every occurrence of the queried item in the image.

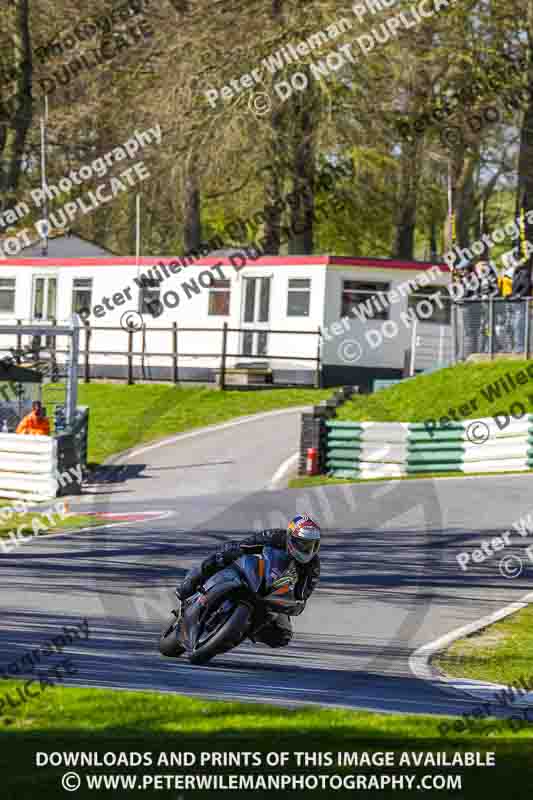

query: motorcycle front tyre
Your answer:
[189,603,251,665]
[159,613,186,657]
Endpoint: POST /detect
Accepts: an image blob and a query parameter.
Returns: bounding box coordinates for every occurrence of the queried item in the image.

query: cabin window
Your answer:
[408,286,451,324]
[287,278,311,316]
[342,280,390,321]
[0,278,15,313]
[138,278,161,316]
[208,279,230,316]
[72,278,92,317]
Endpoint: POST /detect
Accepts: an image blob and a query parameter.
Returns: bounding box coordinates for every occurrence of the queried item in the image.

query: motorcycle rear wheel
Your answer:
[189,603,251,665]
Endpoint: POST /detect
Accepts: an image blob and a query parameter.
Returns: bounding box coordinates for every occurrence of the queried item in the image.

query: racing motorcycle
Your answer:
[159,546,305,665]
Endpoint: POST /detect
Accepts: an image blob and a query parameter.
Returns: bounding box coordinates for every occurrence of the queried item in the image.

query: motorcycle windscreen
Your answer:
[262,546,292,591]
[232,555,263,594]
[263,547,302,613]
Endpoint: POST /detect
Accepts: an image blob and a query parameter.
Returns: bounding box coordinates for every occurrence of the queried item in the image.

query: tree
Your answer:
[0,0,32,214]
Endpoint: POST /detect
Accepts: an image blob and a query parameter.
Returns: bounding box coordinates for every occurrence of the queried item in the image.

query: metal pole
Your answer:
[409,317,417,375]
[16,319,21,362]
[488,298,493,359]
[524,297,530,359]
[451,302,457,364]
[461,302,467,362]
[135,193,141,267]
[84,322,91,383]
[315,326,321,389]
[50,316,57,373]
[40,96,49,257]
[66,315,79,427]
[438,324,444,364]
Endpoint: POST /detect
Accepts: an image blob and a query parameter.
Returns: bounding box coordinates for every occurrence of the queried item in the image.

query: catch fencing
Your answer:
[453,298,533,361]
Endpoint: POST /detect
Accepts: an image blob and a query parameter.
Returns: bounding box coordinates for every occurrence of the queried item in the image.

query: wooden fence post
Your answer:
[127,329,134,385]
[172,322,179,385]
[220,322,228,390]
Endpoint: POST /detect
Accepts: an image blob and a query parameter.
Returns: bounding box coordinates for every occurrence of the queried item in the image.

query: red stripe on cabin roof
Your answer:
[0,255,449,271]
[329,256,450,272]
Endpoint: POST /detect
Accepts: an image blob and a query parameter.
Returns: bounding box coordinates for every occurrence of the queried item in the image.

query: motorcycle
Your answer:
[159,546,305,665]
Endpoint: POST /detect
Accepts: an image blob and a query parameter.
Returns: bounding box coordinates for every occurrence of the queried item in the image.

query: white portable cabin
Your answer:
[0,246,452,390]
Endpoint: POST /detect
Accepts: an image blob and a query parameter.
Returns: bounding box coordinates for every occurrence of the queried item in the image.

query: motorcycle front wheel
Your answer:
[159,613,185,657]
[189,603,251,665]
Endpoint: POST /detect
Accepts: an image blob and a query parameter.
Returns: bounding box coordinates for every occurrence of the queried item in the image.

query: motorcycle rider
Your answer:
[173,514,321,649]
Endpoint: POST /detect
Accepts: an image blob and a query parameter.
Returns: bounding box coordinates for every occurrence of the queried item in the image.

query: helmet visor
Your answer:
[289,536,319,564]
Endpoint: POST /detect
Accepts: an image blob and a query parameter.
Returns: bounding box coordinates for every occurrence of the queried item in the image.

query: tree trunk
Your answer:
[126,190,137,255]
[288,65,317,255]
[0,0,32,213]
[172,0,201,253]
[429,220,438,260]
[261,0,287,255]
[454,152,477,249]
[183,154,201,251]
[516,31,533,255]
[393,138,421,259]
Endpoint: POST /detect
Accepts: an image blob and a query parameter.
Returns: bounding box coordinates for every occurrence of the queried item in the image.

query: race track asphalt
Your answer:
[1,406,533,719]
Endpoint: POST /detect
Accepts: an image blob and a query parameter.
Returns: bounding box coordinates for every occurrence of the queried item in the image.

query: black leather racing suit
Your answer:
[177,529,320,647]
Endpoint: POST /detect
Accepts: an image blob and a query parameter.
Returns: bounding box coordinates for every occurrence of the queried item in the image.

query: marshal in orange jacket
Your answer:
[16,407,50,436]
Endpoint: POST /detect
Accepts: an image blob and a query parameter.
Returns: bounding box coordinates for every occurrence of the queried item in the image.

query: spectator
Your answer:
[16,400,50,436]
[510,257,532,353]
[475,259,499,297]
[498,265,514,298]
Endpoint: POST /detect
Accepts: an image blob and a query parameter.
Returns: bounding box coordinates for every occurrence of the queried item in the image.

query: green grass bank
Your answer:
[43,384,331,466]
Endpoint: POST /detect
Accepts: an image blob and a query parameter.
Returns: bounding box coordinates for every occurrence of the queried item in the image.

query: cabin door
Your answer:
[32,276,57,321]
[31,276,57,349]
[241,276,271,357]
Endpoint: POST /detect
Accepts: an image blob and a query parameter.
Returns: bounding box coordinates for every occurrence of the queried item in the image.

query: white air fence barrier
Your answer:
[0,433,59,501]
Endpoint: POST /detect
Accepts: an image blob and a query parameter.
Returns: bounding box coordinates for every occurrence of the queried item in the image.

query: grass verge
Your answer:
[2,682,533,798]
[337,359,533,423]
[434,604,533,688]
[0,512,108,544]
[289,468,533,488]
[289,360,533,487]
[43,384,331,466]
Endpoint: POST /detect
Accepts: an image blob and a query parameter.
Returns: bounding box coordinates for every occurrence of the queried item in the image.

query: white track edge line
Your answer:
[122,406,311,461]
[268,452,299,490]
[0,510,174,551]
[409,590,533,705]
